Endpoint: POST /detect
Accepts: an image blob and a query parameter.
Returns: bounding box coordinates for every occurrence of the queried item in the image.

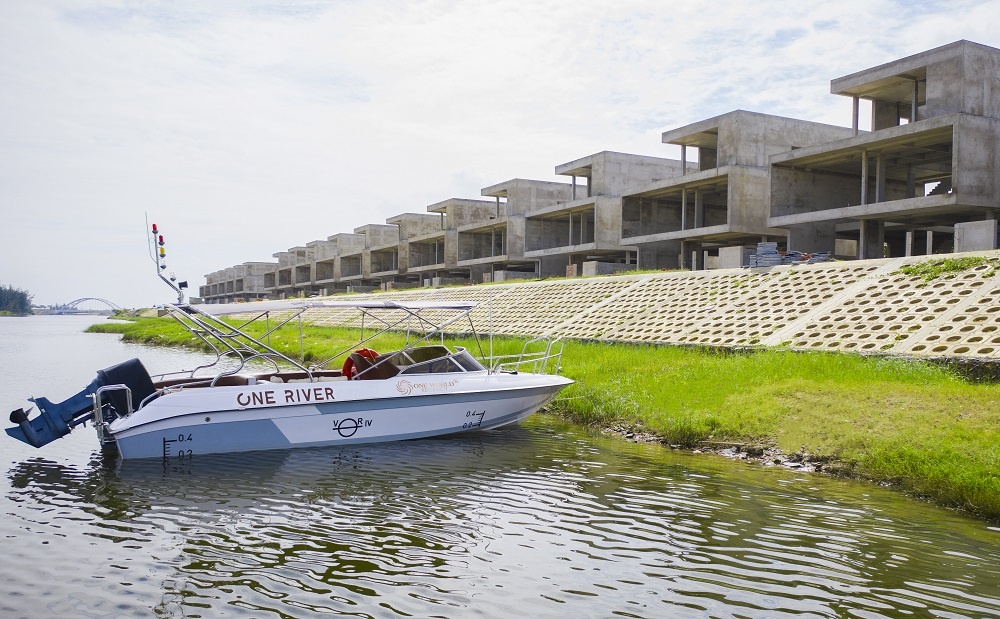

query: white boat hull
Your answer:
[109,372,571,460]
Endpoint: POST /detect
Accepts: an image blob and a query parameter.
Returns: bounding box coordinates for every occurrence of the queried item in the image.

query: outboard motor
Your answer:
[6,358,155,449]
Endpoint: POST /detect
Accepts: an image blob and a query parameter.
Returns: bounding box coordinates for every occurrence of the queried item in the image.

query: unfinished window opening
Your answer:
[771,126,954,216]
[410,239,444,268]
[315,261,334,281]
[458,228,506,261]
[622,183,729,238]
[525,210,596,252]
[340,255,362,278]
[371,249,398,274]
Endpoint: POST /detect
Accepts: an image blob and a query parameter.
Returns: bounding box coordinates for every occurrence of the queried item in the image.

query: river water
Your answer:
[2,315,1000,618]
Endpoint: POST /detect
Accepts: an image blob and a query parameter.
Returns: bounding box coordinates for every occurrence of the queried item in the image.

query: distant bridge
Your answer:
[50,298,124,315]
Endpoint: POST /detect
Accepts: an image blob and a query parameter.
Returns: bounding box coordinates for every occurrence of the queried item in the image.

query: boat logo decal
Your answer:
[333,417,371,437]
[395,379,458,396]
[236,386,335,408]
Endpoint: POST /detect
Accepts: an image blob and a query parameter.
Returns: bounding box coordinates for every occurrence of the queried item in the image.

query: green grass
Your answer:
[89,317,1000,520]
[897,256,998,282]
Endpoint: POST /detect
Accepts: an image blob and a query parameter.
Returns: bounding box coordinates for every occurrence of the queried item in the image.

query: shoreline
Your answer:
[85,317,1000,522]
[600,421,826,473]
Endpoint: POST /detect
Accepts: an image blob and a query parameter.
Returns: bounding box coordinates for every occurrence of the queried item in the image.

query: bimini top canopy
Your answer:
[184,299,478,317]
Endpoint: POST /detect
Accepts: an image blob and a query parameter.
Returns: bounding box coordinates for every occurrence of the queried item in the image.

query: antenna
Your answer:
[489,289,494,370]
[146,213,185,304]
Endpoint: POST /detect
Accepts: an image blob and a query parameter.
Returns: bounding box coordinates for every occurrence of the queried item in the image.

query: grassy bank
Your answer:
[89,318,1000,520]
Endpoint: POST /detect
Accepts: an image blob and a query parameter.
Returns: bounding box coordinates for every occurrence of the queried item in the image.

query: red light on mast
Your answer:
[158,235,164,245]
[152,223,158,233]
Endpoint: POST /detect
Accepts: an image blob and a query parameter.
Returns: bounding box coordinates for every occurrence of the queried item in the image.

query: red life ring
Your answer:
[342,348,379,380]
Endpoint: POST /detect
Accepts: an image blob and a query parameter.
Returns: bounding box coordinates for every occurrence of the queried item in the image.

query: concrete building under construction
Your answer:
[201,40,1000,303]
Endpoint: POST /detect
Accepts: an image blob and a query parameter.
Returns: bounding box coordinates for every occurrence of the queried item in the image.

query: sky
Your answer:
[1,0,999,308]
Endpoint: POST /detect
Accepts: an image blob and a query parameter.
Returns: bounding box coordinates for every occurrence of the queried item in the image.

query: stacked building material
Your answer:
[750,244,833,267]
[749,242,783,267]
[785,251,832,265]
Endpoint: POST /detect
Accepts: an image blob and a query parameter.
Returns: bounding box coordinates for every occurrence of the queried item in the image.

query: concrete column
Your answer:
[858,220,884,260]
[911,80,919,122]
[861,150,869,205]
[571,175,577,201]
[568,212,573,246]
[681,145,687,175]
[852,96,860,135]
[680,189,687,230]
[905,230,914,257]
[694,190,705,228]
[581,212,587,244]
[691,244,704,270]
[875,154,886,203]
[926,230,934,255]
[636,197,645,234]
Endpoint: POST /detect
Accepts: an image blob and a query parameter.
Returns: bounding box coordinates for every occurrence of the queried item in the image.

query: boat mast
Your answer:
[146,214,186,304]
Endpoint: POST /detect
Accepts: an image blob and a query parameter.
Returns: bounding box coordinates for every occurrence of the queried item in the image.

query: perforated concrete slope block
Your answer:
[895,256,1000,359]
[293,250,1000,361]
[761,253,1000,356]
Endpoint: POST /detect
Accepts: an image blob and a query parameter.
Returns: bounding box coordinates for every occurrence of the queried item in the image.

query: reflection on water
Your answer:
[2,317,1000,618]
[6,422,1000,618]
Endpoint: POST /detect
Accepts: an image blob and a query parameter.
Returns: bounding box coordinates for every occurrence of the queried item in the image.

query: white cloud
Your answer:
[1,0,998,306]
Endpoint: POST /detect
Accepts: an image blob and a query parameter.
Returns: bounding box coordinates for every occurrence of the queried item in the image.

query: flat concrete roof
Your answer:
[554,150,679,177]
[425,198,495,214]
[830,40,999,102]
[481,178,572,198]
[353,224,397,234]
[326,233,365,242]
[385,213,440,225]
[661,109,851,148]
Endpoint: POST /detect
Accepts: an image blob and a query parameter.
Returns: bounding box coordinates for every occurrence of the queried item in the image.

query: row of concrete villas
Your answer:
[202,40,1000,303]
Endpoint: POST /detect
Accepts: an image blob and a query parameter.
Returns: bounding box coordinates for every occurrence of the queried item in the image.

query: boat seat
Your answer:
[350,352,401,380]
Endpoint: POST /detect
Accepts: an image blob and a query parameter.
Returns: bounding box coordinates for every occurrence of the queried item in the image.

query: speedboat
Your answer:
[6,300,572,460]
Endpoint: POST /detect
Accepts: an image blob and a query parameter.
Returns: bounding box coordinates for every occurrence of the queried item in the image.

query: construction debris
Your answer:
[749,242,832,267]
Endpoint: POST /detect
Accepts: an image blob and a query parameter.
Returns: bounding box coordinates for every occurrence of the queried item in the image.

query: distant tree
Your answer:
[0,284,33,316]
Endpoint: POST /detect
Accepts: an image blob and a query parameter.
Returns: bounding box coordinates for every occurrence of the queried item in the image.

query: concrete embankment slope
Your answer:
[293,250,1000,360]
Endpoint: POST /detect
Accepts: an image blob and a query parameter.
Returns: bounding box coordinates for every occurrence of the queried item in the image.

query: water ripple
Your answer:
[3,419,1000,618]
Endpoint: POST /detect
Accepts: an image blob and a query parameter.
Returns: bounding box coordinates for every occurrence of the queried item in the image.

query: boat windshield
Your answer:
[396,348,485,375]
